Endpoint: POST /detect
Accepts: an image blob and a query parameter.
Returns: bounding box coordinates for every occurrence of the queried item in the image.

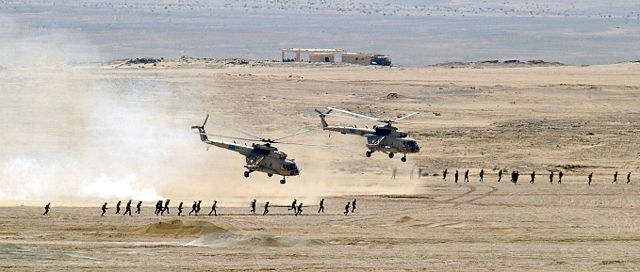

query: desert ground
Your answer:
[1,59,639,270]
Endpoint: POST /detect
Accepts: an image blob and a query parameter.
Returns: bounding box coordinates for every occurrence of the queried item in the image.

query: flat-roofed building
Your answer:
[342,52,371,65]
[309,53,335,63]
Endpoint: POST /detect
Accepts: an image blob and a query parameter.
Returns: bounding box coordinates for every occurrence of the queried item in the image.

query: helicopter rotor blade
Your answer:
[278,142,333,147]
[326,107,382,123]
[214,122,262,140]
[272,129,311,142]
[196,132,259,142]
[202,114,209,127]
[326,113,375,123]
[395,112,419,121]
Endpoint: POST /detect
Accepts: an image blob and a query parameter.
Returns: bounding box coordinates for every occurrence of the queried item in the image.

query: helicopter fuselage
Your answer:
[206,140,300,177]
[322,124,420,154]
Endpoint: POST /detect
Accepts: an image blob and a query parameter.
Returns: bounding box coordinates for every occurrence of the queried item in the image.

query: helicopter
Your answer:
[315,107,420,162]
[192,115,312,184]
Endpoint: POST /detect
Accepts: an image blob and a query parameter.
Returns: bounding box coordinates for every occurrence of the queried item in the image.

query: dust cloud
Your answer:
[0,17,175,202]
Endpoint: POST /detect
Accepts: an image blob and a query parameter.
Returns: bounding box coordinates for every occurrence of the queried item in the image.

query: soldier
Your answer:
[530,171,535,184]
[513,171,519,184]
[612,171,618,184]
[498,170,503,182]
[123,200,132,216]
[289,199,297,211]
[510,171,516,184]
[627,172,631,184]
[196,200,202,215]
[558,171,563,184]
[208,200,217,216]
[43,202,50,216]
[177,202,183,216]
[101,202,108,216]
[295,203,303,216]
[588,172,593,185]
[163,199,171,215]
[262,202,269,216]
[479,169,484,182]
[115,200,121,214]
[188,201,197,216]
[443,168,448,181]
[351,198,357,213]
[549,171,554,184]
[318,198,325,213]
[344,202,350,216]
[464,169,469,182]
[454,170,459,184]
[136,201,142,214]
[251,199,256,214]
[154,200,163,215]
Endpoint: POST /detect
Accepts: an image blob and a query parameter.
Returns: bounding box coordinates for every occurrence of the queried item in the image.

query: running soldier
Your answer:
[115,200,121,214]
[558,171,563,184]
[123,200,132,216]
[443,168,448,181]
[612,171,618,184]
[318,198,325,213]
[454,170,459,184]
[262,202,269,216]
[136,201,142,214]
[208,200,217,216]
[177,202,184,216]
[627,172,631,184]
[588,172,593,185]
[163,199,170,215]
[351,198,357,213]
[251,199,256,214]
[464,169,469,182]
[530,171,535,184]
[188,201,197,216]
[154,200,163,215]
[549,171,554,184]
[43,202,50,216]
[295,203,303,216]
[498,170,503,182]
[101,202,108,216]
[344,202,350,216]
[479,169,484,182]
[289,199,297,212]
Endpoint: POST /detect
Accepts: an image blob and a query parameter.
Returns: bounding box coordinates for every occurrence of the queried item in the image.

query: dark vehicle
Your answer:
[370,55,391,66]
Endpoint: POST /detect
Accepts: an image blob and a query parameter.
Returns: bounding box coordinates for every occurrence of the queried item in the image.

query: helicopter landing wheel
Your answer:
[280,179,286,185]
[365,151,372,157]
[401,156,407,162]
[388,152,394,159]
[244,171,250,178]
[268,173,273,177]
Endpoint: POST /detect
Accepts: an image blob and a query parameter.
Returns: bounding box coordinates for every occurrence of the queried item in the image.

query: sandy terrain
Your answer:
[0,59,639,270]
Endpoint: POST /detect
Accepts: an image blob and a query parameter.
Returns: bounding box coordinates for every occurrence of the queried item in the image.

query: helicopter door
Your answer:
[246,156,263,166]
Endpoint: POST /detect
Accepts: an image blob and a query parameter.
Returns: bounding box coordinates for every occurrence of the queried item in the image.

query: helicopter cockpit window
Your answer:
[283,164,297,170]
[403,141,415,147]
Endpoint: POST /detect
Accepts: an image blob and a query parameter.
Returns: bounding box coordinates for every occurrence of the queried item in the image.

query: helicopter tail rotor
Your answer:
[314,109,332,129]
[191,114,210,142]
